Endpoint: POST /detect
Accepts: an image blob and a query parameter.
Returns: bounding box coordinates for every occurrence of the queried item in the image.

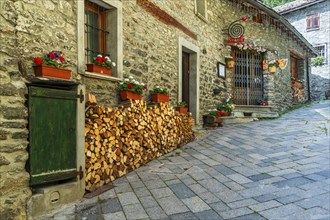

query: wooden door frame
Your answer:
[178,37,200,124]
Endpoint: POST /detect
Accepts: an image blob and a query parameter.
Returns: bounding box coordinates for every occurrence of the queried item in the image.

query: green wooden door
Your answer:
[29,86,77,185]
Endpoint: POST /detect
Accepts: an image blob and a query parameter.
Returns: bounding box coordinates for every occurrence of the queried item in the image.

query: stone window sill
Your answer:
[81,71,122,82]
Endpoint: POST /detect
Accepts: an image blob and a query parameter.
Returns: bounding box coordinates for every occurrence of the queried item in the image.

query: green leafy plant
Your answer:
[151,86,169,95]
[225,54,237,62]
[118,76,147,94]
[217,104,232,113]
[177,101,187,107]
[208,109,221,118]
[93,54,116,69]
[311,56,325,66]
[269,60,280,67]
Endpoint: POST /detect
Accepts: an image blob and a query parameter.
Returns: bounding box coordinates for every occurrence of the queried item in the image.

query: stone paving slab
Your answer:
[43,101,330,220]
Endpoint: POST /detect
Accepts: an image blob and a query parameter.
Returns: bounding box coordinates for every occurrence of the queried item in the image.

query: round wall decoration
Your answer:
[228,23,245,39]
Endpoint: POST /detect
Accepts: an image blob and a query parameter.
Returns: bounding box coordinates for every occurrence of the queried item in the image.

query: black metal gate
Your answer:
[233,50,263,105]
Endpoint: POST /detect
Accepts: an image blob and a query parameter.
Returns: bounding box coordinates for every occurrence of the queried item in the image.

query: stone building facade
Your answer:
[275,0,330,100]
[0,0,316,219]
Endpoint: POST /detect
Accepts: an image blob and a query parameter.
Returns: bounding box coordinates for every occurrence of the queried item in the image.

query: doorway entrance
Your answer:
[178,37,200,124]
[182,52,190,109]
[233,50,264,105]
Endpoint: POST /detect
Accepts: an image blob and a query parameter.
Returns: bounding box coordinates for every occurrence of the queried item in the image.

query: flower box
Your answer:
[151,94,170,103]
[292,81,303,89]
[175,106,188,114]
[268,66,276,74]
[120,90,142,101]
[33,65,71,80]
[226,60,235,69]
[221,112,231,116]
[86,64,112,76]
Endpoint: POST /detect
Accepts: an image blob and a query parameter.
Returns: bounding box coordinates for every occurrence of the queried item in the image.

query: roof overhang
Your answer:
[276,0,326,15]
[242,0,318,57]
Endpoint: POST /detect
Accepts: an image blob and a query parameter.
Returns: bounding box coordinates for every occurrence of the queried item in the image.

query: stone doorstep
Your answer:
[222,116,256,125]
[233,105,278,119]
[235,105,273,112]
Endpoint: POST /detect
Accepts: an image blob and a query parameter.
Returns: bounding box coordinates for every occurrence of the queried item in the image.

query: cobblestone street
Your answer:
[48,101,330,220]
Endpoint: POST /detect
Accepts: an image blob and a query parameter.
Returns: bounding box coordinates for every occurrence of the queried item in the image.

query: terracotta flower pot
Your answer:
[221,112,231,116]
[268,66,276,74]
[151,94,170,103]
[86,64,112,76]
[175,106,188,114]
[227,60,235,69]
[292,81,303,89]
[33,65,71,80]
[120,90,142,101]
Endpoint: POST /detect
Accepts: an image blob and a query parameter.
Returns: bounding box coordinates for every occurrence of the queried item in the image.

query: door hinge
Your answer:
[77,89,84,103]
[76,166,84,180]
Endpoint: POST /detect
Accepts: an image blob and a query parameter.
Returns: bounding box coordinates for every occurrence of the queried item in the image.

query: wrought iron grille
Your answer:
[85,0,110,64]
[233,50,263,105]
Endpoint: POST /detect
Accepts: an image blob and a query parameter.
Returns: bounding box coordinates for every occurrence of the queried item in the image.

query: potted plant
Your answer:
[207,109,222,123]
[260,96,269,106]
[291,76,303,89]
[117,76,147,101]
[217,104,232,116]
[175,101,188,114]
[86,54,116,76]
[33,51,71,80]
[151,86,170,103]
[268,60,280,74]
[225,54,237,69]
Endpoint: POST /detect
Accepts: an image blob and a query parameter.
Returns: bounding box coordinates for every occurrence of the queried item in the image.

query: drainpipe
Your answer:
[306,58,311,101]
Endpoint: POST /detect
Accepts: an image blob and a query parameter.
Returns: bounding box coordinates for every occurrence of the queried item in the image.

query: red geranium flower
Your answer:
[276,60,280,65]
[48,52,56,59]
[217,111,221,117]
[34,57,42,66]
[59,56,65,62]
[96,57,103,63]
[128,84,134,89]
[242,17,248,21]
[143,85,147,89]
[102,58,106,62]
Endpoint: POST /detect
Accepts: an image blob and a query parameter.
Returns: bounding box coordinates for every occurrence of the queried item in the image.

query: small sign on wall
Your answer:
[217,62,226,79]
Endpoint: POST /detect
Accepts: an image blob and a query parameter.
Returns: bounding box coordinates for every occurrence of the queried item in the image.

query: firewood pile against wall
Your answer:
[85,100,195,192]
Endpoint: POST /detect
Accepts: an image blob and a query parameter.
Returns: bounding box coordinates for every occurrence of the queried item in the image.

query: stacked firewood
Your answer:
[84,100,195,192]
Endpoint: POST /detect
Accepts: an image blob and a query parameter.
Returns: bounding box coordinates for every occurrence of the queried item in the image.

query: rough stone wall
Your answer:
[0,0,77,219]
[120,0,309,115]
[283,1,330,100]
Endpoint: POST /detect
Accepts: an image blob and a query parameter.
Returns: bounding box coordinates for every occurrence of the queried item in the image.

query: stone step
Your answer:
[234,105,273,112]
[221,116,256,125]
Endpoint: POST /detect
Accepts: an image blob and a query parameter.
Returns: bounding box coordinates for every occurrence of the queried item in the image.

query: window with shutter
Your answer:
[306,14,320,31]
[195,0,208,22]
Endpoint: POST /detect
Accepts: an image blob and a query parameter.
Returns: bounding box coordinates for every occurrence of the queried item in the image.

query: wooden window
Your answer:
[195,0,208,22]
[306,14,320,30]
[85,0,109,64]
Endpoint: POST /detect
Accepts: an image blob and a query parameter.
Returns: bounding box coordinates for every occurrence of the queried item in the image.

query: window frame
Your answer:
[194,0,208,22]
[85,1,108,63]
[306,13,320,31]
[77,0,123,80]
[314,44,327,64]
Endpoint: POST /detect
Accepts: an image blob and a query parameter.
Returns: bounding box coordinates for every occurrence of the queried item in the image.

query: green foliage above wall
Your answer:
[257,0,295,8]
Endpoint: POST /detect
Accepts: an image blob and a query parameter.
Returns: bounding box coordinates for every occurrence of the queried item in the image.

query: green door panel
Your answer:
[29,86,77,185]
